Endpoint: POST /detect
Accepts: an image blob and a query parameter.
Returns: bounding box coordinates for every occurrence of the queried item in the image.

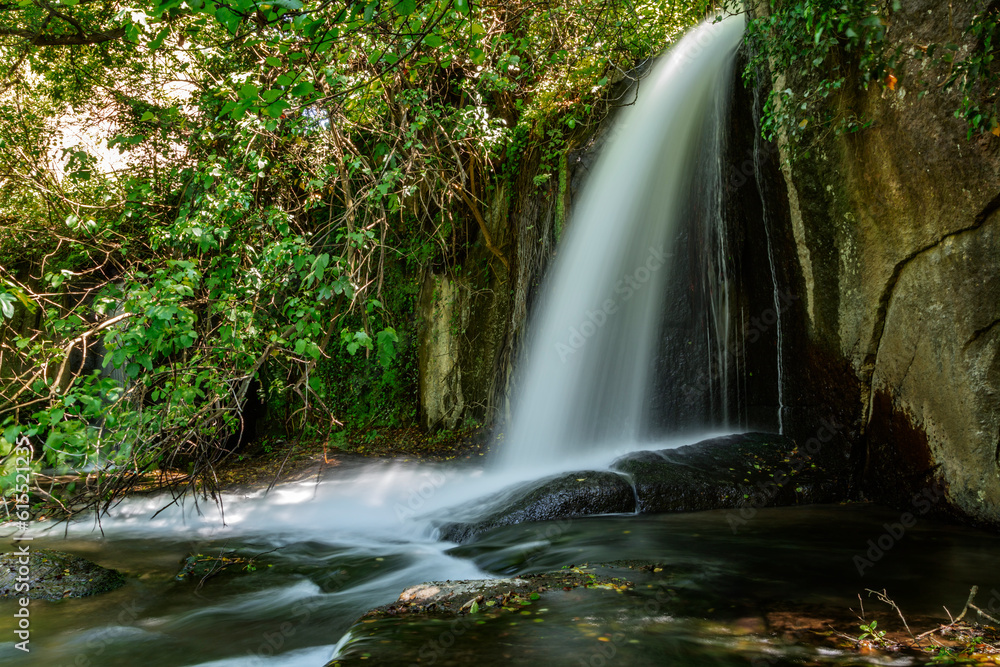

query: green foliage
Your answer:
[743,0,896,142]
[739,0,1000,148]
[946,7,1000,137]
[857,619,889,647]
[0,0,702,499]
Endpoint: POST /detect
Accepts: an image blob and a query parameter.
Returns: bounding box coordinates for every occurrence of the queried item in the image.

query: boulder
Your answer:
[438,433,850,543]
[436,471,636,543]
[0,549,126,601]
[611,432,845,513]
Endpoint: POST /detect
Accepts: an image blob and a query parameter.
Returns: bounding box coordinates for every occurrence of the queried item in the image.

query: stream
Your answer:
[3,449,1000,666]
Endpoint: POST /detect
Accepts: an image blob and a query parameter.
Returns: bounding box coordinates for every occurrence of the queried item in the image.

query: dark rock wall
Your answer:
[727,52,864,494]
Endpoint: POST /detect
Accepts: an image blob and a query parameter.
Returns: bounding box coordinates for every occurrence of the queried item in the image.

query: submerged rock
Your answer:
[438,433,846,543]
[435,471,636,543]
[612,432,844,513]
[0,549,126,601]
[176,551,266,583]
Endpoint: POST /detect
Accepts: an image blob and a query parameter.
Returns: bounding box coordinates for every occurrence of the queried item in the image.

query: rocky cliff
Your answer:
[756,0,1000,526]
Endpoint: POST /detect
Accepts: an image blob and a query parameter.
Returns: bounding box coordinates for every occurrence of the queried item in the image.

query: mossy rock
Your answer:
[0,549,125,601]
[362,564,636,619]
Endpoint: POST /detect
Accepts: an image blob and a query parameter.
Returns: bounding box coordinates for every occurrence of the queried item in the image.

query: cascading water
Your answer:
[494,15,746,472]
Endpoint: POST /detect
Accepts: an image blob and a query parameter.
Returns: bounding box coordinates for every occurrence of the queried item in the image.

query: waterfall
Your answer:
[494,15,746,472]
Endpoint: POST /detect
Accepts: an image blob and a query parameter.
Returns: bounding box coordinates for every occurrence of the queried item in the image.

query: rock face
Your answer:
[751,0,1000,525]
[437,433,847,543]
[0,549,126,601]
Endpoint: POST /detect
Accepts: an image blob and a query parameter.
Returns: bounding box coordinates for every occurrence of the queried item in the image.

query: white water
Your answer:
[494,15,746,472]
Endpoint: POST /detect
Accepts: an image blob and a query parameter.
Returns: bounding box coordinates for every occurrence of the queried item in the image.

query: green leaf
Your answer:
[291,81,314,97]
[0,293,15,319]
[149,26,172,50]
[313,253,330,281]
[215,7,242,33]
[2,425,21,445]
[239,84,260,101]
[376,328,398,367]
[140,111,156,121]
[396,0,416,15]
[266,100,291,117]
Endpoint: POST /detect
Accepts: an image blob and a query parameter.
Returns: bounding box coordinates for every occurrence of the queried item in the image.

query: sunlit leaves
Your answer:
[0,292,16,319]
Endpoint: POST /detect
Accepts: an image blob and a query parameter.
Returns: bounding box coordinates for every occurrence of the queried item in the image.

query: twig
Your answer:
[866,588,915,639]
[955,585,979,622]
[970,603,1000,625]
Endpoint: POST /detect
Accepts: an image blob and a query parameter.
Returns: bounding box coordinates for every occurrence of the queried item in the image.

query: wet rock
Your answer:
[176,551,265,583]
[330,562,731,666]
[611,432,844,513]
[0,549,125,601]
[435,471,636,543]
[439,433,846,543]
